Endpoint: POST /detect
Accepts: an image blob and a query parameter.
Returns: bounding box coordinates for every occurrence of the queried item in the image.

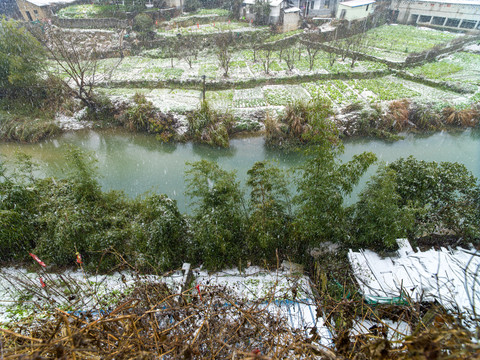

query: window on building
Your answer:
[459,19,476,29]
[324,0,330,8]
[340,9,346,19]
[419,15,432,23]
[366,4,369,11]
[33,9,38,14]
[410,14,419,24]
[311,1,314,9]
[25,11,33,21]
[432,16,445,25]
[249,5,253,14]
[445,18,460,27]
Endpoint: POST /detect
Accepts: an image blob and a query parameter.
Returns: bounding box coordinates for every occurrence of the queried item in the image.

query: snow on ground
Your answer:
[0,265,332,345]
[193,265,330,342]
[464,43,480,53]
[349,239,480,327]
[55,109,91,130]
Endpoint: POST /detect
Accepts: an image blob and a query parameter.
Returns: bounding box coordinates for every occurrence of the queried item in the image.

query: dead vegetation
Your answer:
[442,106,479,127]
[1,259,479,360]
[0,281,331,359]
[339,100,479,140]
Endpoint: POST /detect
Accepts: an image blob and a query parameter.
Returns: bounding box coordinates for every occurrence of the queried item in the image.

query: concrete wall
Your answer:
[270,4,282,23]
[164,0,182,8]
[391,0,480,30]
[336,2,375,21]
[16,0,50,21]
[282,11,300,32]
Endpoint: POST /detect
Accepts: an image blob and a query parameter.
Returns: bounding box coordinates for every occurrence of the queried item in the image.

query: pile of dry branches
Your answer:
[0,283,331,359]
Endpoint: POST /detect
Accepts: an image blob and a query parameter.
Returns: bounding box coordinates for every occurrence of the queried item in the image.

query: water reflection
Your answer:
[0,128,478,212]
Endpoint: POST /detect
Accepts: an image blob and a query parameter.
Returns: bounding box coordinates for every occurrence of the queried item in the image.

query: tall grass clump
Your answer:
[265,96,335,148]
[186,100,234,148]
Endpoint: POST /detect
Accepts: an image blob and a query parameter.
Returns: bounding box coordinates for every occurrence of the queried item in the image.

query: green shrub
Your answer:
[265,96,335,148]
[123,93,157,132]
[133,13,154,34]
[120,93,177,141]
[0,18,46,97]
[0,209,33,262]
[185,160,247,269]
[246,161,292,263]
[352,168,414,251]
[134,194,189,271]
[184,0,201,12]
[0,113,61,143]
[186,100,234,148]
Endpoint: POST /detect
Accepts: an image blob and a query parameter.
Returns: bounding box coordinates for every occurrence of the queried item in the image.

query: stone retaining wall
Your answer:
[97,69,391,91]
[51,15,128,29]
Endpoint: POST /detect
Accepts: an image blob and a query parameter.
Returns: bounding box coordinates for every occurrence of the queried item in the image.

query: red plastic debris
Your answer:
[39,277,46,288]
[196,284,202,300]
[29,253,46,267]
[76,252,83,264]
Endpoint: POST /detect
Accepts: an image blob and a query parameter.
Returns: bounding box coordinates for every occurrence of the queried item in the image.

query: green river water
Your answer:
[1,128,479,212]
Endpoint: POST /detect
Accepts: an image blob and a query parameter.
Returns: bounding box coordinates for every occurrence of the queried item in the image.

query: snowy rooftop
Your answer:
[339,0,375,7]
[24,0,77,7]
[349,239,480,326]
[243,0,284,6]
[284,6,301,13]
[417,0,480,5]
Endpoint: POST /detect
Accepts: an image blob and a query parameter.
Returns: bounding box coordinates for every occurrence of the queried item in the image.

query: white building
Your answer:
[290,0,339,17]
[390,0,480,30]
[336,0,375,20]
[241,0,300,27]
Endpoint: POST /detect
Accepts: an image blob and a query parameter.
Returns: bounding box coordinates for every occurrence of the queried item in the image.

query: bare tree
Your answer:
[247,31,266,63]
[283,48,296,72]
[216,32,235,78]
[258,48,273,74]
[301,32,324,71]
[178,35,198,69]
[38,25,119,111]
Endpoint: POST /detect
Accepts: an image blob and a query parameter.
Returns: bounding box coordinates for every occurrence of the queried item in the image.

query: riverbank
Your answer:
[2,96,478,147]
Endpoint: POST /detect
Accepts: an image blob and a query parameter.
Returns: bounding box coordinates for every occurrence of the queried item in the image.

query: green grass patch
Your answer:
[0,111,61,143]
[198,64,219,78]
[195,8,230,16]
[56,4,127,19]
[409,61,463,80]
[230,60,247,69]
[141,67,184,78]
[265,29,302,43]
[347,77,419,101]
[233,88,267,108]
[363,24,459,54]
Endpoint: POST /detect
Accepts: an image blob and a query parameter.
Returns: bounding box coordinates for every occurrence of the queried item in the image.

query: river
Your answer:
[1,128,479,212]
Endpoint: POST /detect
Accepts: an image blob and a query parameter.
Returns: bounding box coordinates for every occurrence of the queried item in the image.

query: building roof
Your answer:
[243,0,284,6]
[24,0,77,7]
[339,0,375,7]
[284,6,300,12]
[417,0,480,5]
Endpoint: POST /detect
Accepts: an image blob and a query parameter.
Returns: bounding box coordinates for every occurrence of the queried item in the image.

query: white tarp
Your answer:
[349,239,480,322]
